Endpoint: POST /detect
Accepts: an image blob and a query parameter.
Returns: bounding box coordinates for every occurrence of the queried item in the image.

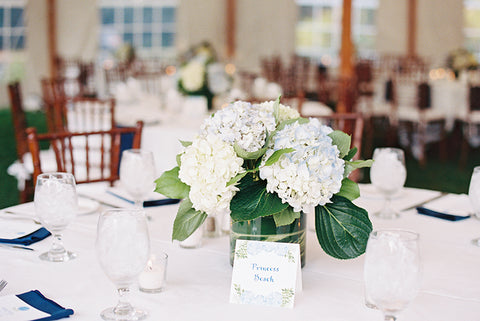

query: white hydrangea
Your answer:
[180,60,205,92]
[255,100,300,123]
[178,134,244,215]
[200,101,277,152]
[259,118,345,212]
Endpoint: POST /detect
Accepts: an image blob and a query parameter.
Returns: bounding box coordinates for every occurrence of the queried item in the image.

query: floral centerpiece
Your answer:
[177,42,231,110]
[155,98,373,264]
[446,48,478,78]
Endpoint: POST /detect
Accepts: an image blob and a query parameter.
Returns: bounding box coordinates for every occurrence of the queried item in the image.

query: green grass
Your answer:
[0,108,48,208]
[0,109,478,209]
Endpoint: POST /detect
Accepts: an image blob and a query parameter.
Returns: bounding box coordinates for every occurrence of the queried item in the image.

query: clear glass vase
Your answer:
[230,212,306,267]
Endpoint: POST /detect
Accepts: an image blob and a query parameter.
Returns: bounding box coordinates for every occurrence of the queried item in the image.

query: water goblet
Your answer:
[96,208,150,321]
[119,149,156,209]
[469,166,480,246]
[370,148,407,219]
[364,229,421,321]
[34,172,77,262]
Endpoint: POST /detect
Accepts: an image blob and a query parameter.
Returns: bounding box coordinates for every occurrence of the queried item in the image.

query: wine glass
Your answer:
[364,229,421,321]
[119,149,156,208]
[370,148,407,219]
[96,208,150,321]
[34,172,77,262]
[469,166,480,246]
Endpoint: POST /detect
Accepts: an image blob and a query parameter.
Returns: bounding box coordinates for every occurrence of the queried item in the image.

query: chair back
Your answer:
[26,121,143,186]
[41,77,74,132]
[104,63,130,95]
[7,82,29,161]
[417,82,431,110]
[132,71,163,96]
[469,86,480,111]
[61,97,116,133]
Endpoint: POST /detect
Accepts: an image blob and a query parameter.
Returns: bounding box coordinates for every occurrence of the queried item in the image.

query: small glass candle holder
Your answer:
[138,252,168,293]
[179,227,203,249]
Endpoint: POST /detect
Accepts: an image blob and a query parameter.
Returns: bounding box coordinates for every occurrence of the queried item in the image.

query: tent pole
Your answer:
[338,0,354,113]
[47,0,57,78]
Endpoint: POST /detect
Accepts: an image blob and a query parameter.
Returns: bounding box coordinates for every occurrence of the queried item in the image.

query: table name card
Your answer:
[229,240,302,308]
[0,295,49,321]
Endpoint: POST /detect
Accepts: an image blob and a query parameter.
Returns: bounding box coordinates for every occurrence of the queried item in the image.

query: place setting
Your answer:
[76,149,180,211]
[356,147,444,219]
[0,173,79,321]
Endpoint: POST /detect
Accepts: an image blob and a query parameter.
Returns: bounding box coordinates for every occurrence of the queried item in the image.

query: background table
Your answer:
[1,184,479,320]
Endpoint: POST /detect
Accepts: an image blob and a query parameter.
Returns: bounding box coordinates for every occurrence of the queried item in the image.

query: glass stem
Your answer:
[384,314,397,321]
[383,195,392,211]
[134,200,143,209]
[50,233,65,255]
[114,287,133,316]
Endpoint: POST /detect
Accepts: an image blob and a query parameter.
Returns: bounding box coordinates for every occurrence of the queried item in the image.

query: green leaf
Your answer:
[264,148,295,166]
[227,171,248,187]
[344,147,357,161]
[172,199,207,241]
[179,140,192,147]
[344,159,374,178]
[273,95,281,124]
[328,130,351,158]
[230,173,289,221]
[314,195,372,259]
[336,178,360,201]
[273,207,301,227]
[234,141,268,160]
[276,117,309,132]
[154,167,190,199]
[176,153,182,166]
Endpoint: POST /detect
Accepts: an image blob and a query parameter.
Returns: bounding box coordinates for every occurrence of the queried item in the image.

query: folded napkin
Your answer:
[106,188,180,207]
[416,193,472,221]
[17,290,74,320]
[416,207,470,221]
[0,228,51,246]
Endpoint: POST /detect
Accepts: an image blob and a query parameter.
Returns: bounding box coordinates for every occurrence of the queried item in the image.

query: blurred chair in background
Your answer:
[26,121,144,186]
[460,85,480,167]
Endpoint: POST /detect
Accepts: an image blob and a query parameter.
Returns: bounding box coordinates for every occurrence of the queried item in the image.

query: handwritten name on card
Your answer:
[229,240,301,308]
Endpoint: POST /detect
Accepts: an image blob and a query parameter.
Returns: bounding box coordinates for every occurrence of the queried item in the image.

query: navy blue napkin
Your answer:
[106,190,180,207]
[0,227,51,246]
[17,290,74,320]
[416,207,471,221]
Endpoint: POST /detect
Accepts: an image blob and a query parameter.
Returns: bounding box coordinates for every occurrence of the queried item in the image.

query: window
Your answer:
[295,0,378,66]
[99,0,177,59]
[0,0,26,84]
[464,0,480,60]
[0,0,25,51]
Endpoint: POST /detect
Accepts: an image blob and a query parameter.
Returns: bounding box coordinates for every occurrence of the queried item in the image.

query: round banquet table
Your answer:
[0,183,479,321]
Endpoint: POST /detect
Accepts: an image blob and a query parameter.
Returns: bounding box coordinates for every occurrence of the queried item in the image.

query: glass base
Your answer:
[472,237,480,246]
[39,250,76,262]
[139,286,164,293]
[100,307,147,321]
[373,208,400,220]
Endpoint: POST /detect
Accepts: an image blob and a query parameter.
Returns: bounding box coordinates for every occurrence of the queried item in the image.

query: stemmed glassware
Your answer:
[96,208,150,321]
[34,172,77,262]
[364,229,421,321]
[370,148,407,219]
[469,166,480,246]
[119,149,156,209]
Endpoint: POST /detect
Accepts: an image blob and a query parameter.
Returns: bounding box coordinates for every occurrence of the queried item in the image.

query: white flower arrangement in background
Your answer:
[155,97,373,260]
[180,60,206,92]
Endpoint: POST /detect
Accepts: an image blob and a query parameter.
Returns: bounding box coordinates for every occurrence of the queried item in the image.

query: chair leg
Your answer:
[459,137,469,169]
[19,188,29,203]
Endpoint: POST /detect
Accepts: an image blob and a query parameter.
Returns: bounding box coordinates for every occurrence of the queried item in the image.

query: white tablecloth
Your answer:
[1,183,479,320]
